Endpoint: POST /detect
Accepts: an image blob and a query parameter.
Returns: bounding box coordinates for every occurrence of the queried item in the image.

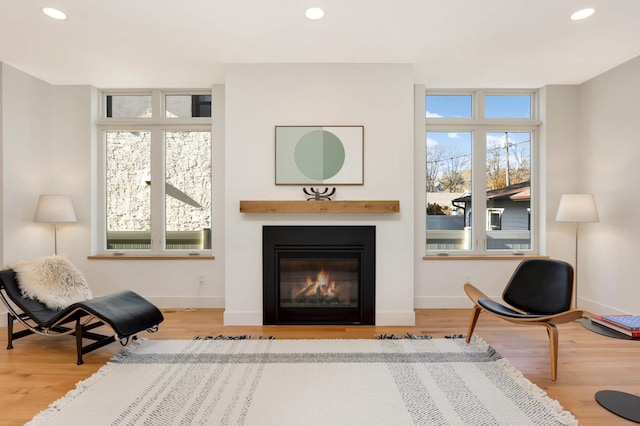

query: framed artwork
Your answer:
[275,125,364,185]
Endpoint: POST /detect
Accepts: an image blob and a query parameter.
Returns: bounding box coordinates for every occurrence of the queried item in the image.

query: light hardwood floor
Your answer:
[1,309,638,425]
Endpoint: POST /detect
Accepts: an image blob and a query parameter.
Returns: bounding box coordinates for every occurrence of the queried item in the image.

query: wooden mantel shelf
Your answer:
[239,200,400,213]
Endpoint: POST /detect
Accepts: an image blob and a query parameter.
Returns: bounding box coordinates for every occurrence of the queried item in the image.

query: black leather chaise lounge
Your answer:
[0,269,164,364]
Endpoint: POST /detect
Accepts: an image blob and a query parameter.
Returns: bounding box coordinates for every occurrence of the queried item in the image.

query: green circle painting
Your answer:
[294,130,346,180]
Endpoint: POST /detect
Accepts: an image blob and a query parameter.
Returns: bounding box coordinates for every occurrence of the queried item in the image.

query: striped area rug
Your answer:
[28,336,578,425]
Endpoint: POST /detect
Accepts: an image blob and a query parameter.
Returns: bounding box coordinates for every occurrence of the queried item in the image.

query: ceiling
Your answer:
[1,0,639,89]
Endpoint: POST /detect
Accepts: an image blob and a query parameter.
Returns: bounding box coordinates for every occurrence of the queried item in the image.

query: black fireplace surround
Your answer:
[263,226,375,325]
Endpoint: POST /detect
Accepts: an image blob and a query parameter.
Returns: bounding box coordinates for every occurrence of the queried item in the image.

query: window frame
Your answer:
[425,89,540,256]
[96,89,213,255]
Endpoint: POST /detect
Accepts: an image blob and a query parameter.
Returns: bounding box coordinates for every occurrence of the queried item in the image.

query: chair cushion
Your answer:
[478,298,546,319]
[502,259,574,315]
[43,290,164,337]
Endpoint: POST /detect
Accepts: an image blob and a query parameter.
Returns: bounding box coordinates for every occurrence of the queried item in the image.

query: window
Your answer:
[98,90,212,253]
[487,208,503,230]
[165,94,211,118]
[485,95,531,118]
[425,90,538,254]
[425,94,472,118]
[106,94,152,118]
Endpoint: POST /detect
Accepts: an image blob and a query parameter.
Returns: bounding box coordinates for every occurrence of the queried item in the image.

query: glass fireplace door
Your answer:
[279,254,360,309]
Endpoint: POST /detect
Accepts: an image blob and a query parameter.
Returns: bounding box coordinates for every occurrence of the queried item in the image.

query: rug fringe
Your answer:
[376,333,432,339]
[194,335,275,340]
[469,334,579,426]
[27,343,142,425]
[444,333,466,339]
[109,337,147,363]
[466,334,503,361]
[494,358,579,425]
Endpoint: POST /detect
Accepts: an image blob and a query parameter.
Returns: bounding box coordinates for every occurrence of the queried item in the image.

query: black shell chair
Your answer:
[0,269,164,364]
[464,258,583,381]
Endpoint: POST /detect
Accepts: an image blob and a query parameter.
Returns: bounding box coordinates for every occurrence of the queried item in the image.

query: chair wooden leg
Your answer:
[7,313,14,349]
[545,324,559,381]
[466,306,482,343]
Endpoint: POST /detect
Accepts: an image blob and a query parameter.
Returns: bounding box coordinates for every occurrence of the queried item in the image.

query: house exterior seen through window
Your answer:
[425,91,538,254]
[99,91,212,253]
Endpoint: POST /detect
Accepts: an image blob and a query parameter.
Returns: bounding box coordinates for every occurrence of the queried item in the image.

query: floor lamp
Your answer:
[555,194,599,309]
[34,195,77,255]
[557,197,640,424]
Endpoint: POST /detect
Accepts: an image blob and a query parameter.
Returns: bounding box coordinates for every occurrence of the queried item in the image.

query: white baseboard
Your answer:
[146,296,225,309]
[223,310,263,325]
[0,294,627,330]
[375,311,416,326]
[414,296,476,309]
[579,297,630,316]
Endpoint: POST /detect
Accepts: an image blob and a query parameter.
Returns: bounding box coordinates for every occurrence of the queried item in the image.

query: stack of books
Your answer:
[591,314,640,337]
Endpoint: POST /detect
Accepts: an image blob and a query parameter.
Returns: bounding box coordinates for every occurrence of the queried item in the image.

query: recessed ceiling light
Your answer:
[42,7,67,20]
[570,8,595,21]
[305,7,325,20]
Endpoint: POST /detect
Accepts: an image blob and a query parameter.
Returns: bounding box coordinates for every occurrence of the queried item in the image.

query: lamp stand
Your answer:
[53,223,59,255]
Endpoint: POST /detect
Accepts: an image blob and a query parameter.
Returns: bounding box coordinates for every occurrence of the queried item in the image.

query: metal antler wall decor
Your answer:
[303,187,336,201]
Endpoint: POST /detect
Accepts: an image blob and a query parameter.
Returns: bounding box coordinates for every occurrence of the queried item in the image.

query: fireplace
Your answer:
[263,226,375,325]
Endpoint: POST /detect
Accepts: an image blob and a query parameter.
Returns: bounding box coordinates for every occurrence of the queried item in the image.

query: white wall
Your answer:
[223,64,416,325]
[1,64,54,263]
[539,85,580,264]
[577,56,640,315]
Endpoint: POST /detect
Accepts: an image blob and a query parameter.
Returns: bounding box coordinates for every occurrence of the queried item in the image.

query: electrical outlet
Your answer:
[465,274,472,284]
[198,276,205,286]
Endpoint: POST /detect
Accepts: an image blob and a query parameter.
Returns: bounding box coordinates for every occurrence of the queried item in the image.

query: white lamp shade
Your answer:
[34,195,77,223]
[555,194,599,223]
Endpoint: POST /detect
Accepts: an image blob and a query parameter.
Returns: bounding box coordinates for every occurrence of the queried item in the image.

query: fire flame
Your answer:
[294,268,338,300]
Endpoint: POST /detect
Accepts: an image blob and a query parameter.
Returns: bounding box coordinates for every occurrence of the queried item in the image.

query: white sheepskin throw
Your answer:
[10,256,92,310]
